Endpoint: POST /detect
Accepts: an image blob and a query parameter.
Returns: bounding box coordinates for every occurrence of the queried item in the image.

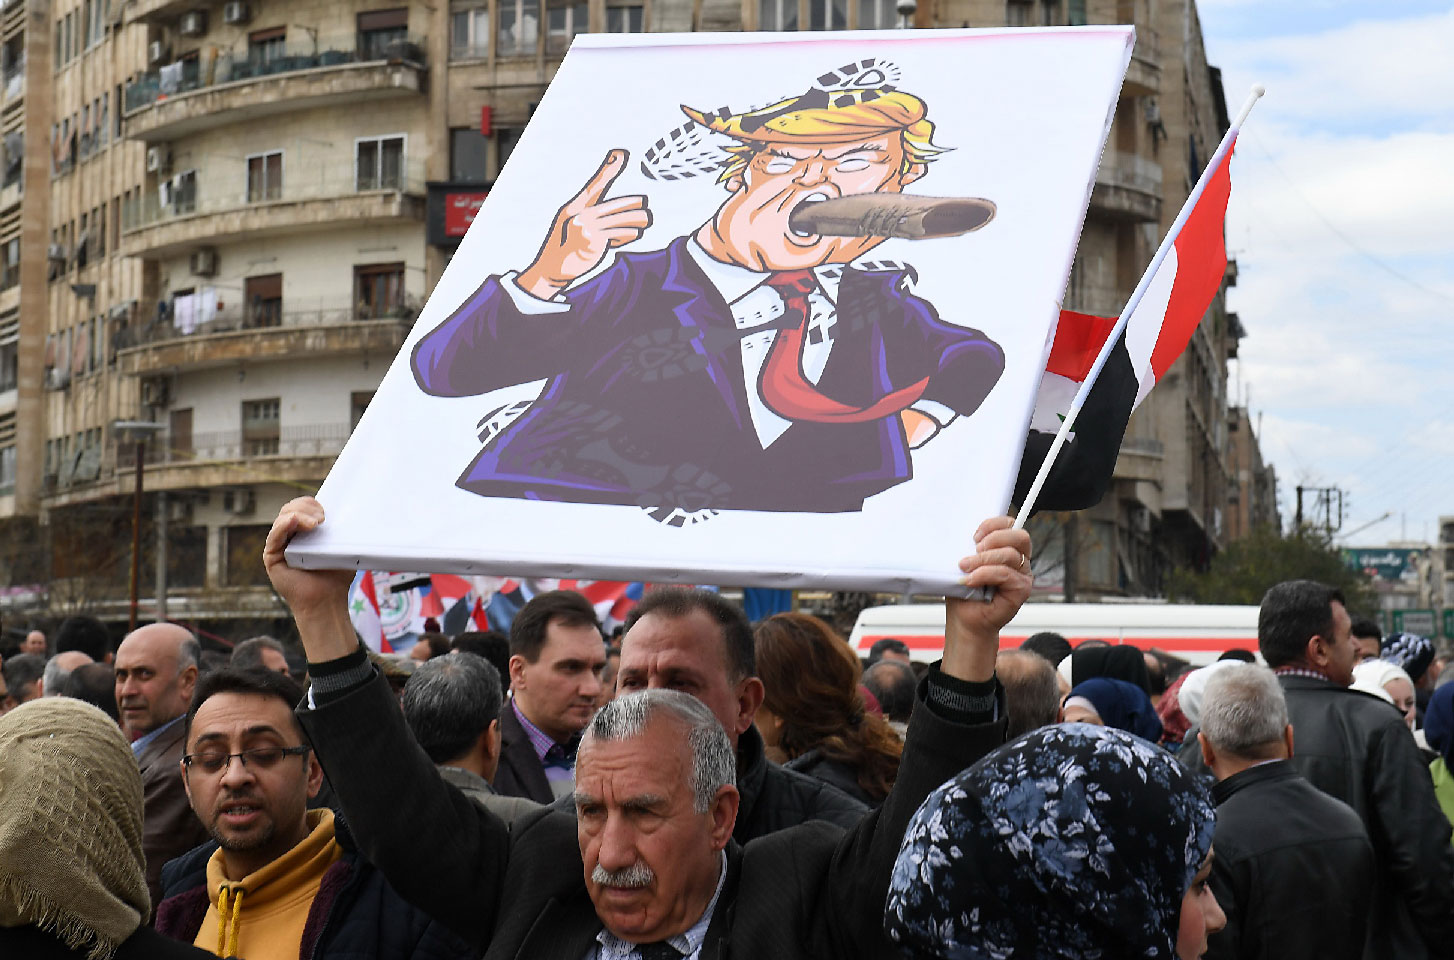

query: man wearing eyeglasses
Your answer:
[154,668,473,960]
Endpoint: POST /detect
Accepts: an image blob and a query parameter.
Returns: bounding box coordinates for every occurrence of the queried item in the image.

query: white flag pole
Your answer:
[1012,84,1265,531]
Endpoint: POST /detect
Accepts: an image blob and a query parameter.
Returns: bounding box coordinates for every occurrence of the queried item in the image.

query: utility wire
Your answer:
[1245,131,1454,308]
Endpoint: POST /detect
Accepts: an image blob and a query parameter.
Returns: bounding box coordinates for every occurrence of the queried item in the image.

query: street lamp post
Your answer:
[113,420,165,632]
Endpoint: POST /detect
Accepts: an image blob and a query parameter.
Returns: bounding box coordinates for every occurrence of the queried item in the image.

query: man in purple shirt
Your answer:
[496,591,608,802]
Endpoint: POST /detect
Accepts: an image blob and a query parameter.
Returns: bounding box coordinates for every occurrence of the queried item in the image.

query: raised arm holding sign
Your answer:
[263,496,1028,959]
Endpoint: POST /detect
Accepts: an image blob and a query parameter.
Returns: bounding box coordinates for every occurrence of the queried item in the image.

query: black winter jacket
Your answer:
[154,816,475,960]
[783,748,879,807]
[0,924,218,960]
[1277,676,1454,960]
[734,725,868,842]
[1203,760,1374,960]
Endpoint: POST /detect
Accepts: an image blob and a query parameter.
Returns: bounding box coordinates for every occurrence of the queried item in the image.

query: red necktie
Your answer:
[758,270,929,424]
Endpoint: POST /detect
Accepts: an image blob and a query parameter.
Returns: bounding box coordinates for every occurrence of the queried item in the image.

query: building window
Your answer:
[450,128,489,183]
[1006,0,1031,25]
[350,391,375,430]
[451,6,490,59]
[167,169,198,215]
[759,0,797,30]
[246,151,283,203]
[244,273,283,327]
[225,525,273,586]
[167,526,208,589]
[358,8,409,60]
[0,340,16,392]
[497,0,540,56]
[168,408,192,460]
[856,0,894,28]
[249,27,288,68]
[605,3,643,31]
[546,0,587,54]
[241,398,280,456]
[356,136,405,191]
[809,0,846,29]
[354,262,406,319]
[0,239,17,291]
[0,445,14,495]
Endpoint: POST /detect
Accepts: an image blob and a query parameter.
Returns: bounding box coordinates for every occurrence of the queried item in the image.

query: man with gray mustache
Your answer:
[267,497,1030,959]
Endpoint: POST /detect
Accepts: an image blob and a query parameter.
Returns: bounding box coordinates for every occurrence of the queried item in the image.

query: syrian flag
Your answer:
[1014,116,1246,517]
[560,580,646,631]
[347,570,393,653]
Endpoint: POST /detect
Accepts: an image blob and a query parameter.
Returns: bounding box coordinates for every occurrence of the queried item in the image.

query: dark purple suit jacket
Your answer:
[411,236,1004,516]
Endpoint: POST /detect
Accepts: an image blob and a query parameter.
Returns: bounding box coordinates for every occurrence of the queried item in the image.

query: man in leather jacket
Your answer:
[1257,580,1454,960]
[615,588,868,842]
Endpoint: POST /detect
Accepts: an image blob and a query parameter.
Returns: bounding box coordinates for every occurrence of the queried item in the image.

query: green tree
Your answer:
[1166,525,1376,611]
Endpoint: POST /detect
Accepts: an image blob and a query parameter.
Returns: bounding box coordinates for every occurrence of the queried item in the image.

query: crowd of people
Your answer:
[2,498,1453,960]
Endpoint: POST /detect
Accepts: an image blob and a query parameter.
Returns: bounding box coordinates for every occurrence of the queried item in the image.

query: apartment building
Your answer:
[0,0,1260,632]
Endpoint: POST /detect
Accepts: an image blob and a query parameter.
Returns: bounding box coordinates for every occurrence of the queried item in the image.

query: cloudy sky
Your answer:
[1195,1,1453,547]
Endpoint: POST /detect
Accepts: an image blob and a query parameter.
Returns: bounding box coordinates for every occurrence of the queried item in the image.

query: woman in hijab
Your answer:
[1063,676,1164,743]
[0,698,218,960]
[1351,659,1417,730]
[1057,643,1153,695]
[1383,632,1437,722]
[887,723,1224,960]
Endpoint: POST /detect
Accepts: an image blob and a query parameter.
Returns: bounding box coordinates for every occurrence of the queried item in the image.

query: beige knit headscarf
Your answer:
[0,697,150,959]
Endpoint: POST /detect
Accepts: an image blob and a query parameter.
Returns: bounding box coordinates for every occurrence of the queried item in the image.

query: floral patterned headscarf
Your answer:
[886,723,1215,959]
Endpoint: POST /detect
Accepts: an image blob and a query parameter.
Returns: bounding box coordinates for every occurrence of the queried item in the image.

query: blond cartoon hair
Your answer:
[681,89,950,183]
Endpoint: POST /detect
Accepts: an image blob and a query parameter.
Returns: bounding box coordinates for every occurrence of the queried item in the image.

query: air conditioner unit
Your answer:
[189,247,218,277]
[179,11,207,36]
[47,243,68,262]
[148,41,169,65]
[140,378,171,407]
[223,1,252,25]
[222,488,256,515]
[145,146,170,173]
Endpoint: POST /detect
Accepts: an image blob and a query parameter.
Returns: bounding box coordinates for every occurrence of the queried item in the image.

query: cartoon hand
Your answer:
[518,149,652,300]
[901,410,939,449]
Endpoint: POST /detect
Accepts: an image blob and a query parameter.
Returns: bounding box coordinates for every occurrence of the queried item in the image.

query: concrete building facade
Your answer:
[1,0,1260,633]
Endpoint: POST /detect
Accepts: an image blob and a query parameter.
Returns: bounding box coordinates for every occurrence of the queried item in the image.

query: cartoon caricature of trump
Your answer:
[411,83,1005,524]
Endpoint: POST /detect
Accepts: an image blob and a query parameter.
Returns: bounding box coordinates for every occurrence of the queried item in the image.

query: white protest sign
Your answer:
[289,27,1132,595]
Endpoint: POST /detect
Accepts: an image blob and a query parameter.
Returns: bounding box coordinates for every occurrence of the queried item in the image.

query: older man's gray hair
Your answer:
[42,651,94,697]
[1200,664,1289,758]
[402,652,504,764]
[583,689,735,814]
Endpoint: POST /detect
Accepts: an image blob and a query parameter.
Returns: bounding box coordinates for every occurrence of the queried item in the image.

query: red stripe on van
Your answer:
[857,634,1257,653]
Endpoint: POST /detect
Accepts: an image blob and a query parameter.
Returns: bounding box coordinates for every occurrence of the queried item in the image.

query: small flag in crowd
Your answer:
[347,571,392,654]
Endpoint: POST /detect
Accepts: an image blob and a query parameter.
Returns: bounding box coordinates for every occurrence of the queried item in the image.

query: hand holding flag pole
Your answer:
[1011,84,1266,533]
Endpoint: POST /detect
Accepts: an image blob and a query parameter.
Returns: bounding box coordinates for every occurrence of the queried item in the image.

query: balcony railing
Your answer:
[132,159,427,230]
[115,301,418,350]
[124,35,427,114]
[1121,437,1165,457]
[1096,150,1162,196]
[116,423,353,468]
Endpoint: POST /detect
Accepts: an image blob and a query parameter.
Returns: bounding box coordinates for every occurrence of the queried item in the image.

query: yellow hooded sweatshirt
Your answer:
[195,808,342,958]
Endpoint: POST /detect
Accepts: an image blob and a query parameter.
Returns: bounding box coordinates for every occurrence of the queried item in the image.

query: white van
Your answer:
[849,602,1261,666]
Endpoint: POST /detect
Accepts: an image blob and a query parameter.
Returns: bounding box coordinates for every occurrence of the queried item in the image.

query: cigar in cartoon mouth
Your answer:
[787,194,998,240]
